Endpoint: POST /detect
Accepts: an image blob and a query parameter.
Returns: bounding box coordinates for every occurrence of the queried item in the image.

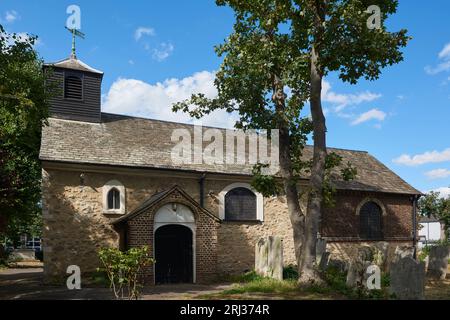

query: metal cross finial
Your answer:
[65,26,85,59]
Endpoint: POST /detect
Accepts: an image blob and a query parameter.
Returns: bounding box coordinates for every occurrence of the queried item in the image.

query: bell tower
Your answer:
[44,28,103,123]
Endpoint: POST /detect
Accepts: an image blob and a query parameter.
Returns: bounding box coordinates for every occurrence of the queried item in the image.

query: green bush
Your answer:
[90,269,110,287]
[283,265,299,280]
[98,246,154,300]
[223,278,298,295]
[228,270,263,283]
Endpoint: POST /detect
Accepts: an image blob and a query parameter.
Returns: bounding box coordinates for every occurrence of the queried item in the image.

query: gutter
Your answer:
[199,173,206,208]
[412,194,422,259]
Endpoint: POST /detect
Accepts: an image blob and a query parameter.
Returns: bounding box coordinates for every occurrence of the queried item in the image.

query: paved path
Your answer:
[0,268,231,300]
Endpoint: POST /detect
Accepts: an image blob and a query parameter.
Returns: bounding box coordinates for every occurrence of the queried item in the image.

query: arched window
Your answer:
[107,188,120,210]
[225,187,257,221]
[64,74,83,100]
[103,180,125,214]
[359,201,383,239]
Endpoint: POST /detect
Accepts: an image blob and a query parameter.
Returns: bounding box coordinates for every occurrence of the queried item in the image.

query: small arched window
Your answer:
[107,188,120,210]
[225,187,257,221]
[359,201,383,239]
[103,180,125,214]
[64,74,83,100]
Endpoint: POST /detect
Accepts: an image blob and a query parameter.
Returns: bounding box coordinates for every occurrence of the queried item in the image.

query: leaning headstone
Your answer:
[427,245,450,280]
[390,257,425,300]
[316,238,327,266]
[318,252,331,271]
[255,236,283,280]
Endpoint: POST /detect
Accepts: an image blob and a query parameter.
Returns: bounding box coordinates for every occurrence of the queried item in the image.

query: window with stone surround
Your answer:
[359,201,383,239]
[218,183,264,221]
[103,180,125,214]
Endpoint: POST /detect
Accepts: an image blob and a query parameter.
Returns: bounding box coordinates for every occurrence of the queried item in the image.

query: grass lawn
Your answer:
[196,278,347,300]
[195,270,450,300]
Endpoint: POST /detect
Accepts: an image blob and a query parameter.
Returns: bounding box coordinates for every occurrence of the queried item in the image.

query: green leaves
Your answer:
[98,246,154,300]
[0,25,50,222]
[419,191,450,240]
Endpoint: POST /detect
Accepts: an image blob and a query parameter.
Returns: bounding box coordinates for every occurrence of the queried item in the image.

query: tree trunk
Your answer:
[299,45,327,284]
[272,74,305,273]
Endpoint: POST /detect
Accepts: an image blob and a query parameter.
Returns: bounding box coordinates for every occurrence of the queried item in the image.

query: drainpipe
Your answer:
[199,173,206,208]
[412,194,421,259]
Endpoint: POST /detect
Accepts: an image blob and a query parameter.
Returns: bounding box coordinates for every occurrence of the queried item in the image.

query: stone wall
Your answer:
[42,164,415,282]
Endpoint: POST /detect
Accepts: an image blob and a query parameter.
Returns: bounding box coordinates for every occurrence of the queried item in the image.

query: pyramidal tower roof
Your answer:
[45,55,103,75]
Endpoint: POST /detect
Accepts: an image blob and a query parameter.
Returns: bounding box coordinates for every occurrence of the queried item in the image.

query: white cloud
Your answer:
[2,10,18,23]
[425,43,450,75]
[393,148,450,166]
[102,71,238,128]
[151,42,174,62]
[351,108,386,125]
[425,168,450,180]
[429,187,450,199]
[438,43,450,60]
[322,80,381,112]
[128,60,134,65]
[134,27,155,41]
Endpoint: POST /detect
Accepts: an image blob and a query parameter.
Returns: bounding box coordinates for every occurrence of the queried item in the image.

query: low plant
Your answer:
[98,246,154,300]
[283,265,299,280]
[223,277,298,295]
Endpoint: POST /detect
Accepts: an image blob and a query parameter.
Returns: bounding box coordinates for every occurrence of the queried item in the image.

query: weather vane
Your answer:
[65,4,83,59]
[65,26,85,59]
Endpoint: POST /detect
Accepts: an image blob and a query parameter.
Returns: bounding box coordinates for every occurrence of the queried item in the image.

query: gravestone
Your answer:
[346,259,372,288]
[346,247,372,287]
[318,252,331,271]
[393,245,414,262]
[255,236,283,280]
[427,245,450,280]
[390,257,425,300]
[316,238,327,266]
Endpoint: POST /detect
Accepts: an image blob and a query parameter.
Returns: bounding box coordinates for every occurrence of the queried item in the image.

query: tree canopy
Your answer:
[419,191,450,241]
[0,24,50,238]
[173,0,409,282]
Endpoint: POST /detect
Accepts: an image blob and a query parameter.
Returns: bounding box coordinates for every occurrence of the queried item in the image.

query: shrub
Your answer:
[98,246,154,300]
[283,265,299,280]
[223,278,298,295]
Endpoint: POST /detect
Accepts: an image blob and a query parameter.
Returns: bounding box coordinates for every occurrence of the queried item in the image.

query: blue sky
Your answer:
[1,1,449,196]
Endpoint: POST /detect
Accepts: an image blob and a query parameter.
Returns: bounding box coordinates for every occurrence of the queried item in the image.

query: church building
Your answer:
[39,53,421,284]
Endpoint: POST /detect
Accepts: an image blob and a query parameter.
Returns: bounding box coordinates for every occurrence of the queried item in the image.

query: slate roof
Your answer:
[420,215,441,223]
[44,56,104,75]
[39,112,421,195]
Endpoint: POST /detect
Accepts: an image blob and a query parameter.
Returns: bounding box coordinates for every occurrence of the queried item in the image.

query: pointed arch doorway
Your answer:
[154,203,195,284]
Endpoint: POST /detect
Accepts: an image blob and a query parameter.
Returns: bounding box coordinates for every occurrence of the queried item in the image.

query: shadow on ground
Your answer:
[0,268,232,300]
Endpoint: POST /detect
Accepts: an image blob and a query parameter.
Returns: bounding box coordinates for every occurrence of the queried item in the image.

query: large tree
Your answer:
[0,25,50,240]
[173,0,408,283]
[419,191,450,241]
